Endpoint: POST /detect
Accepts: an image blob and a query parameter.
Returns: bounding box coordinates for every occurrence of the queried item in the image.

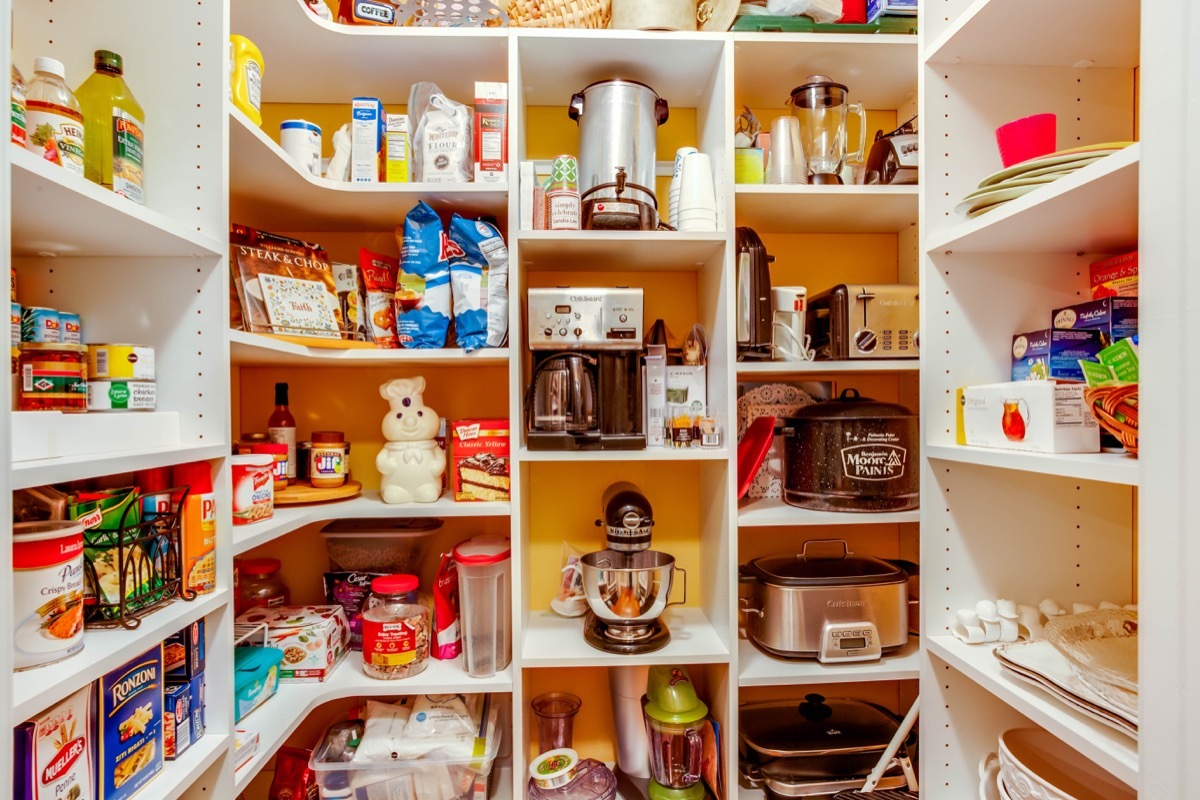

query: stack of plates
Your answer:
[955,142,1134,219]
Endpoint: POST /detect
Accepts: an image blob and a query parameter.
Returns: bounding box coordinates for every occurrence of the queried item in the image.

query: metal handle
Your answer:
[655,97,670,126]
[568,92,584,121]
[737,596,763,618]
[665,565,688,609]
[800,538,849,561]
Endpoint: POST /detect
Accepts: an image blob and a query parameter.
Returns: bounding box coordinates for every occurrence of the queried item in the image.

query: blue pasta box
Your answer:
[183,673,205,742]
[1011,329,1051,381]
[164,619,205,680]
[1049,298,1138,381]
[99,645,163,800]
[163,683,192,760]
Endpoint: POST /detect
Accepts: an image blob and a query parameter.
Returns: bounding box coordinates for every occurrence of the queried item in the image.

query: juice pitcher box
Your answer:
[473,82,507,183]
[957,381,1100,454]
[99,645,163,800]
[1049,298,1138,381]
[1090,250,1138,298]
[451,418,511,501]
[1011,329,1050,381]
[351,97,384,183]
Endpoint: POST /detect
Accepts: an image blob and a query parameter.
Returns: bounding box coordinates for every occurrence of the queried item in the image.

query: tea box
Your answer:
[957,381,1100,454]
[1089,250,1138,299]
[14,684,96,800]
[235,604,350,682]
[1011,329,1050,381]
[1049,298,1138,381]
[98,645,163,800]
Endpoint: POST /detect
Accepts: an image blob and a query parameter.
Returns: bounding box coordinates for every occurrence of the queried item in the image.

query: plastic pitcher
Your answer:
[453,536,512,677]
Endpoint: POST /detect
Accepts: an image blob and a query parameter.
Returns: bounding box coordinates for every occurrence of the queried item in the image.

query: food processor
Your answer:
[579,483,686,654]
[644,665,708,800]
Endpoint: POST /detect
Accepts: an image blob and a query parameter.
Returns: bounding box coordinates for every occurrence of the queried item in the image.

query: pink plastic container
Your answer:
[995,113,1057,167]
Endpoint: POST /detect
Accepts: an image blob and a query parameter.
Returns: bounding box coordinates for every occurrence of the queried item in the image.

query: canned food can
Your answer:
[88,343,155,380]
[13,520,86,670]
[59,311,81,344]
[21,306,59,343]
[11,302,20,343]
[86,379,157,411]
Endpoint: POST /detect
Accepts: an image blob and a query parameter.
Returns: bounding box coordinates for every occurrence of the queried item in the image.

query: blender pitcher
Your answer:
[789,74,867,185]
[643,665,708,800]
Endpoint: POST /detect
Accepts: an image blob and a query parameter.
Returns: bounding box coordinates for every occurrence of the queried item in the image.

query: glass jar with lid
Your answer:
[361,574,428,680]
[236,557,289,614]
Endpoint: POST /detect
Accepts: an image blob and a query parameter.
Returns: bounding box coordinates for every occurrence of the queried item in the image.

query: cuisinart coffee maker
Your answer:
[526,287,645,450]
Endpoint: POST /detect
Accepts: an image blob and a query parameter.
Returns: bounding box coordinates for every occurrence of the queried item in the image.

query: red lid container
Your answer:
[239,557,281,576]
[372,574,419,595]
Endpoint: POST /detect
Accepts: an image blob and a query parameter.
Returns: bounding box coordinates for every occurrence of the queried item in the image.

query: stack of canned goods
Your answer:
[14,304,87,412]
[86,344,157,411]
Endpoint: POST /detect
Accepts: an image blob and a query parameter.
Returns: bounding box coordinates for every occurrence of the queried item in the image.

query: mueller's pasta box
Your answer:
[99,646,163,800]
[451,418,511,502]
[15,684,97,800]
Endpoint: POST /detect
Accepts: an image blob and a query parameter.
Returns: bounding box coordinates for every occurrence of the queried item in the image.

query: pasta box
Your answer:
[166,673,205,755]
[164,619,205,680]
[236,605,350,682]
[956,381,1100,454]
[98,645,163,800]
[451,419,511,502]
[15,684,97,800]
[162,683,192,760]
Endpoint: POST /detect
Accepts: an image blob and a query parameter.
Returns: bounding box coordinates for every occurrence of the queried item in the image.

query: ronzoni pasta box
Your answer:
[99,645,163,800]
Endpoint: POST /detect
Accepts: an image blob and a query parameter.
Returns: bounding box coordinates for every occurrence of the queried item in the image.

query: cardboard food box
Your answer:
[99,645,163,800]
[236,605,350,682]
[665,365,707,415]
[14,684,97,800]
[956,381,1100,454]
[163,682,192,760]
[234,729,260,771]
[167,672,205,746]
[1011,329,1050,381]
[385,114,410,183]
[1089,250,1138,299]
[351,97,384,183]
[1049,298,1139,381]
[180,492,216,596]
[164,619,205,680]
[451,418,511,501]
[473,82,507,183]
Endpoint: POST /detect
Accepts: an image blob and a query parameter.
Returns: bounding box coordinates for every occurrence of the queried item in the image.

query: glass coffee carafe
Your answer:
[789,74,867,184]
[531,353,597,432]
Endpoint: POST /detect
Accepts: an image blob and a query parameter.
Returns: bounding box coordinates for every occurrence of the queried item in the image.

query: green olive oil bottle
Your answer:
[75,50,145,203]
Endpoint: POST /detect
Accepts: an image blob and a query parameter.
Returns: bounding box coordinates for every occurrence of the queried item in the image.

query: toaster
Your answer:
[807,284,919,359]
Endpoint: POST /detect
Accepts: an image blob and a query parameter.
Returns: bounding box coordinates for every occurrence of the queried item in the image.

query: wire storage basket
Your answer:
[83,487,194,629]
[508,0,611,27]
[1084,383,1138,455]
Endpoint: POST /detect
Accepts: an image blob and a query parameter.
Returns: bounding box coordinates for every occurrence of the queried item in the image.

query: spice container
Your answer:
[230,35,265,127]
[251,442,289,492]
[237,557,290,613]
[310,430,347,489]
[361,574,429,680]
[230,453,274,525]
[18,343,87,411]
[25,57,85,175]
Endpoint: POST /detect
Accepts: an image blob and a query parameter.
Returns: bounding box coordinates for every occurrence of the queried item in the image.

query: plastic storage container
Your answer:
[361,574,429,680]
[237,557,289,613]
[452,537,512,678]
[321,518,442,573]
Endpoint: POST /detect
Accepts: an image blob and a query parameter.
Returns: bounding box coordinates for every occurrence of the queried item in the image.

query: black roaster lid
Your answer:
[740,695,900,758]
[745,548,907,587]
[787,388,915,421]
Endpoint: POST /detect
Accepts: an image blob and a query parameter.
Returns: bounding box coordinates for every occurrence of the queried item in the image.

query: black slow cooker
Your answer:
[782,389,919,512]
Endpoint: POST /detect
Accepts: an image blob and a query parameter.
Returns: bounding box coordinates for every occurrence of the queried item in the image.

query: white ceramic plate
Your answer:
[995,640,1138,729]
[977,143,1132,188]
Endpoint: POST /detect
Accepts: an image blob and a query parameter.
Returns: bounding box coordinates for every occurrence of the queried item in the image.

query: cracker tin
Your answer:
[235,604,350,682]
[13,520,86,670]
[98,646,163,800]
[87,344,155,380]
[86,380,156,411]
[162,683,192,760]
[14,684,96,800]
[59,311,81,345]
[21,306,60,343]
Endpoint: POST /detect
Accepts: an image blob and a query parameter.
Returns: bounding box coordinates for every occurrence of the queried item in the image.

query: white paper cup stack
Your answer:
[766,116,807,184]
[668,146,698,229]
[676,152,718,231]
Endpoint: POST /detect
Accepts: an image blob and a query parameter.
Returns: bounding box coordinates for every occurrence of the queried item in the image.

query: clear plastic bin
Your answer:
[453,537,512,678]
[309,694,503,800]
[321,518,442,573]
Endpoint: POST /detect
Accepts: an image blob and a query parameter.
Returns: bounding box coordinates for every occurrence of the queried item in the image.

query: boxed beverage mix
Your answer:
[99,646,163,800]
[1011,329,1051,381]
[473,82,507,183]
[1049,298,1138,381]
[235,605,350,682]
[351,97,384,183]
[451,418,511,501]
[957,381,1100,454]
[1089,250,1138,299]
[14,684,97,800]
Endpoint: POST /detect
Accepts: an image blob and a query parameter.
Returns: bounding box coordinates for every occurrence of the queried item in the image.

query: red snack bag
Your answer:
[432,552,461,660]
[358,248,399,349]
[269,746,318,800]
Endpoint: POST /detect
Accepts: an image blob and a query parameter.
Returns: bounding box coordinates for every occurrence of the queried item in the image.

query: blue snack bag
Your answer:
[396,201,452,348]
[449,214,510,352]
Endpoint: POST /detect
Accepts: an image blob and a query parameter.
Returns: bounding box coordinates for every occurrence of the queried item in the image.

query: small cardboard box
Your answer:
[234,729,260,771]
[180,492,216,596]
[643,345,667,447]
[1089,250,1138,299]
[236,605,350,682]
[351,97,383,183]
[99,646,164,800]
[473,82,507,183]
[957,381,1100,454]
[164,619,205,681]
[1050,298,1138,381]
[451,419,511,501]
[163,682,192,760]
[1011,329,1050,381]
[385,114,410,183]
[14,684,97,800]
[665,365,707,415]
[167,672,205,745]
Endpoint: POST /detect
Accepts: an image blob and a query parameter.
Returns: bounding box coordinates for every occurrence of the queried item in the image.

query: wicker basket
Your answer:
[508,0,611,27]
[1084,383,1138,455]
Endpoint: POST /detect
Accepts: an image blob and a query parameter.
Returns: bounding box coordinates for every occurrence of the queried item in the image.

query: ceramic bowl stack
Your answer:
[988,728,1135,800]
[954,142,1133,219]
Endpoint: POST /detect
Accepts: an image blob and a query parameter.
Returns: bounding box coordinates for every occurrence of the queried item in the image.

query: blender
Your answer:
[788,75,867,185]
[644,665,709,800]
[579,483,687,654]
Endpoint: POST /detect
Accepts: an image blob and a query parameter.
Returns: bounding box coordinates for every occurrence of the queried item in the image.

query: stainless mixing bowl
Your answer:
[579,549,687,623]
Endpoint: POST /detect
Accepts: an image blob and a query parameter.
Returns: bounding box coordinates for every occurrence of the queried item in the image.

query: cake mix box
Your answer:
[451,418,511,502]
[14,684,97,800]
[99,645,163,800]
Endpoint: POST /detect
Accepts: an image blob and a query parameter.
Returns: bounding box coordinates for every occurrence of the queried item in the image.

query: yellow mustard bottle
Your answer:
[75,50,145,203]
[230,35,264,127]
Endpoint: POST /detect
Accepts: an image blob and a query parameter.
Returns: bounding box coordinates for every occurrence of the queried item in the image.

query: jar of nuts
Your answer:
[361,575,429,680]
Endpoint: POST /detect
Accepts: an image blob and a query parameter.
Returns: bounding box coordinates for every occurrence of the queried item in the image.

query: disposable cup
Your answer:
[995,113,1056,167]
[676,152,717,217]
[767,116,806,184]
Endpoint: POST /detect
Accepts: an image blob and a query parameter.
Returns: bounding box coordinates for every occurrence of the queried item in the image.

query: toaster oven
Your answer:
[806,284,919,359]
